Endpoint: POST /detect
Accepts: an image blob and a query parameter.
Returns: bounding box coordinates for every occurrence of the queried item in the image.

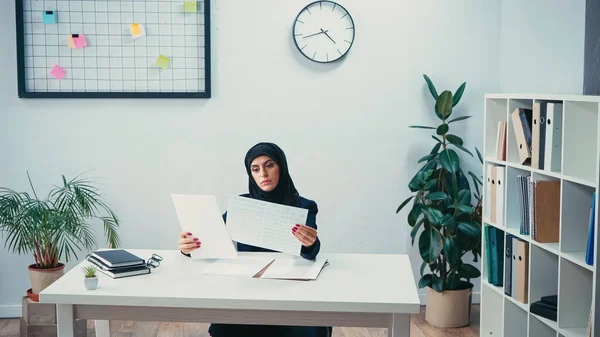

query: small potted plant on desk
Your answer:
[82,265,98,290]
[397,74,483,328]
[0,172,120,301]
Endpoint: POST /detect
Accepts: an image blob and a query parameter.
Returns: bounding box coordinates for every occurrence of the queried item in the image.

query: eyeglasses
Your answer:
[146,253,163,268]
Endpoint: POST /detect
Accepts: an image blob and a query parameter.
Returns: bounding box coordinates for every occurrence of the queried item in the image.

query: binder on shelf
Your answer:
[485,226,493,284]
[511,237,518,300]
[533,180,560,243]
[517,174,531,235]
[495,166,505,226]
[496,121,507,161]
[489,226,504,286]
[544,102,562,172]
[485,164,492,221]
[504,234,514,296]
[490,165,497,224]
[531,102,547,169]
[515,240,529,304]
[511,108,533,165]
[586,192,596,266]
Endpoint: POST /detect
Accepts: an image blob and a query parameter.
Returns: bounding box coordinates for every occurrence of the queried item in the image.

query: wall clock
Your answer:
[293,1,355,63]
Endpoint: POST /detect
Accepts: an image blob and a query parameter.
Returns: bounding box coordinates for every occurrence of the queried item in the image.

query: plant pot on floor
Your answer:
[425,283,473,328]
[84,276,98,290]
[28,263,65,295]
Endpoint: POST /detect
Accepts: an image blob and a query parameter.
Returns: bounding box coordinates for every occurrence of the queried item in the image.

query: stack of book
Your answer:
[530,295,557,321]
[87,249,151,279]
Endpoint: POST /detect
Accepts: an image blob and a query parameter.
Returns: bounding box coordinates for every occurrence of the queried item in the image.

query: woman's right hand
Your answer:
[179,231,201,254]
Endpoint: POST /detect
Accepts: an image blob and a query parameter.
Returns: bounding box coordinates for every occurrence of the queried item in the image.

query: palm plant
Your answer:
[0,172,120,269]
[397,74,483,293]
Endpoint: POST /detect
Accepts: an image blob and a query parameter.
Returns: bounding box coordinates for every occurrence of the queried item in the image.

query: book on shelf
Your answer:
[530,295,557,321]
[485,226,504,286]
[586,192,596,266]
[496,121,506,161]
[515,175,559,242]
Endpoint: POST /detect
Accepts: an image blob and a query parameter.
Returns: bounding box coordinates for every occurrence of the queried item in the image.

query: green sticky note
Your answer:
[184,1,197,12]
[156,55,170,69]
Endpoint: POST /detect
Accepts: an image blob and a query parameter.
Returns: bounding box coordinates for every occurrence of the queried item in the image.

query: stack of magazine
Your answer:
[86,249,150,279]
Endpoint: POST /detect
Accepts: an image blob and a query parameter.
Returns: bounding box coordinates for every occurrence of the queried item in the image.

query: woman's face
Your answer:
[250,155,280,192]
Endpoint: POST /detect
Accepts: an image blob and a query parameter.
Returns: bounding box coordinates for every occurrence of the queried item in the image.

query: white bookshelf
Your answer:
[481,93,600,337]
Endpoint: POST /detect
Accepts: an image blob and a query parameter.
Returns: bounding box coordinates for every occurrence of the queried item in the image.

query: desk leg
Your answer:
[95,320,111,337]
[388,313,410,337]
[56,304,75,337]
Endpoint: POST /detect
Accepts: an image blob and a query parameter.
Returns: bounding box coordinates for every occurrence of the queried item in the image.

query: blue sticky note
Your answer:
[43,11,56,24]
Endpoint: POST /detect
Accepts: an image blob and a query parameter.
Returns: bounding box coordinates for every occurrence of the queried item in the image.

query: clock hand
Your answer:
[321,28,336,43]
[303,30,328,39]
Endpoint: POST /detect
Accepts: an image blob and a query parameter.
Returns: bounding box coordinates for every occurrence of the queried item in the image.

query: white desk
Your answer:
[39,249,420,337]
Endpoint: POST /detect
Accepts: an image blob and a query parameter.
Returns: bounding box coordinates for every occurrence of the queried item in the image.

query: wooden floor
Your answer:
[0,305,479,337]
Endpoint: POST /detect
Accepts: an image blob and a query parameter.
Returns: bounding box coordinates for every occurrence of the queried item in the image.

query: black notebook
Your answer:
[91,249,145,268]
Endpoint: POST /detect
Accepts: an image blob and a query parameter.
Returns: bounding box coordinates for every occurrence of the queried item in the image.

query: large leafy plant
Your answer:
[397,74,483,292]
[0,172,120,269]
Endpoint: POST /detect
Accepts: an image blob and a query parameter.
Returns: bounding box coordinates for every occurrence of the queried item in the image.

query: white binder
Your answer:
[544,102,563,172]
[495,166,505,226]
[485,164,492,221]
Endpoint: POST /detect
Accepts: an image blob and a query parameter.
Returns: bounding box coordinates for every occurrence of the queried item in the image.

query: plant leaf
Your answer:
[458,189,471,205]
[409,125,436,130]
[446,134,463,146]
[422,207,444,225]
[445,272,461,290]
[419,226,443,263]
[452,82,466,106]
[396,195,414,213]
[444,236,461,266]
[420,261,427,276]
[431,274,443,292]
[418,274,433,288]
[458,205,474,214]
[423,74,438,100]
[468,171,482,185]
[458,221,481,238]
[425,192,447,201]
[411,218,425,245]
[454,144,474,156]
[418,154,436,163]
[408,204,422,227]
[447,115,472,124]
[431,135,443,144]
[475,147,483,163]
[436,124,449,136]
[439,149,460,173]
[430,143,441,155]
[435,91,453,120]
[459,263,481,279]
[424,179,437,191]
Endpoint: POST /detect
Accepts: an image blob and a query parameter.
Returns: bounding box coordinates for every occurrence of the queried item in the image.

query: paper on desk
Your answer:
[226,196,306,256]
[201,256,274,277]
[171,194,238,259]
[259,257,329,280]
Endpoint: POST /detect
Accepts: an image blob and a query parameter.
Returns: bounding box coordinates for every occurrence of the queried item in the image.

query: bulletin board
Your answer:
[15,0,211,98]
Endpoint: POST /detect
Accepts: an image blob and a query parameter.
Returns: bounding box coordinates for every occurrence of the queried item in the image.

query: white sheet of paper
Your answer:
[225,196,307,256]
[201,256,274,277]
[171,194,238,259]
[260,257,329,280]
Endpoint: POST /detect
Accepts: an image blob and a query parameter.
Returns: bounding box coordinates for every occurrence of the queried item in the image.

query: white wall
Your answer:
[498,0,586,94]
[1,0,559,316]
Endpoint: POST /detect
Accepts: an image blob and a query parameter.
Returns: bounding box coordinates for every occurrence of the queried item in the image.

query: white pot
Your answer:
[84,276,98,290]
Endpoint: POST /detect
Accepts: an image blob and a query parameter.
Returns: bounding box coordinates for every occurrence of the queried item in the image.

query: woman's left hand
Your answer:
[292,224,317,247]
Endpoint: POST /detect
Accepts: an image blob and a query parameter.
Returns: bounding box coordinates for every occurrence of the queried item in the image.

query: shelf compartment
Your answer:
[529,244,558,326]
[485,98,509,160]
[560,180,595,269]
[529,313,558,337]
[558,258,593,332]
[505,166,531,236]
[507,99,534,167]
[559,328,588,337]
[504,298,528,337]
[562,100,599,184]
[481,284,504,337]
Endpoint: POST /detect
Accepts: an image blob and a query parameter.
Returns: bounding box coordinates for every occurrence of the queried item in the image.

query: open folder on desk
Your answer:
[201,256,329,281]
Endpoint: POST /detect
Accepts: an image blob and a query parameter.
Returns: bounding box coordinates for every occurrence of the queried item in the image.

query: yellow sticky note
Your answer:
[67,35,75,48]
[184,1,197,12]
[131,23,141,36]
[156,55,170,69]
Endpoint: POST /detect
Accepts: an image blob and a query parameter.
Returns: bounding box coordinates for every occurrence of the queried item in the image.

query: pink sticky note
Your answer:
[73,34,87,48]
[50,65,66,80]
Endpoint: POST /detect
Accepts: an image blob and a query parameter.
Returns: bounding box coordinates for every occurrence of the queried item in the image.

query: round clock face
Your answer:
[293,1,355,63]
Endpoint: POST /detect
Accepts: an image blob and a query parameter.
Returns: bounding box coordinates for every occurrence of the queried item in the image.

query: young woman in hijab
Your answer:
[177,142,331,337]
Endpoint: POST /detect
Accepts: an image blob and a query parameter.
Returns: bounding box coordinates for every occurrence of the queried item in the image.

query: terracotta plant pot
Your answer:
[425,283,473,328]
[28,263,65,295]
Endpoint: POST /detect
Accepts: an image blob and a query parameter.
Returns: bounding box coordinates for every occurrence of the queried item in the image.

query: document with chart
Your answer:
[226,196,307,256]
[171,194,238,260]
